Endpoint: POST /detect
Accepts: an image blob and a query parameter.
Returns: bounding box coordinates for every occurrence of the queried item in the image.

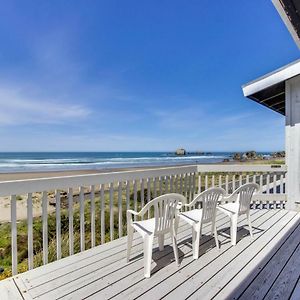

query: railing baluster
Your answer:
[205,174,208,190]
[109,182,114,241]
[56,190,61,260]
[79,187,85,251]
[133,180,137,221]
[219,174,222,188]
[147,178,151,219]
[225,174,229,194]
[165,176,169,193]
[191,173,195,199]
[154,177,157,197]
[42,191,48,265]
[266,173,270,194]
[198,173,201,193]
[184,174,188,200]
[27,193,33,270]
[273,173,278,208]
[239,174,242,187]
[253,174,257,184]
[68,188,74,255]
[90,185,95,248]
[11,195,17,275]
[232,174,236,193]
[252,174,258,208]
[174,175,178,193]
[259,174,263,192]
[280,173,284,194]
[180,174,183,194]
[147,178,151,201]
[159,176,163,195]
[259,174,263,209]
[126,180,130,210]
[212,174,215,187]
[170,175,174,193]
[280,173,285,208]
[274,173,277,194]
[118,181,123,237]
[100,184,105,244]
[188,173,192,202]
[141,179,145,220]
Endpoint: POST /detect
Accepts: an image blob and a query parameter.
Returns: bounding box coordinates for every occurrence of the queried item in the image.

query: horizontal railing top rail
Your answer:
[0,165,198,197]
[0,164,287,197]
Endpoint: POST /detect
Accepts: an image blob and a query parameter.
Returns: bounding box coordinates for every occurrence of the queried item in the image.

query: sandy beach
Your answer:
[0,158,284,182]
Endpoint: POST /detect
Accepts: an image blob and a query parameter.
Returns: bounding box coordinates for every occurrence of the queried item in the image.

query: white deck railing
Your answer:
[0,164,287,276]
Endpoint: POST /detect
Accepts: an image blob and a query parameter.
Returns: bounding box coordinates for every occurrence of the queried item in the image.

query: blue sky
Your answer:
[0,1,299,152]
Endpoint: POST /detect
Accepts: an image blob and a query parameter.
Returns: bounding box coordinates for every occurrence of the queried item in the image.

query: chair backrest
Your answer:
[147,193,186,234]
[234,183,260,215]
[196,187,226,224]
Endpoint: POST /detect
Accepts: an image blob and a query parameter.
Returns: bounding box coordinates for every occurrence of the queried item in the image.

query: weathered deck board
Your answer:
[0,278,23,300]
[264,240,300,300]
[188,211,299,300]
[290,277,300,300]
[1,209,300,300]
[233,211,300,300]
[215,211,300,299]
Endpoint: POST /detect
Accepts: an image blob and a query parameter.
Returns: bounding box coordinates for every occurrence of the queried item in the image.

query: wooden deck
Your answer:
[1,209,300,300]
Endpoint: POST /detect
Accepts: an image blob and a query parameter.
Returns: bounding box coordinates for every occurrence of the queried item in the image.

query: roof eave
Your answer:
[272,0,300,49]
[242,59,300,97]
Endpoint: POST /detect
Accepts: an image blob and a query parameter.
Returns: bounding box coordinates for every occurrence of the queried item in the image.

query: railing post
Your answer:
[42,191,48,265]
[79,187,85,251]
[11,195,17,275]
[27,193,33,270]
[68,188,74,255]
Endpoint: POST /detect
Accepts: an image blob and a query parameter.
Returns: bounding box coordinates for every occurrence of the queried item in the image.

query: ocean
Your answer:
[0,152,270,173]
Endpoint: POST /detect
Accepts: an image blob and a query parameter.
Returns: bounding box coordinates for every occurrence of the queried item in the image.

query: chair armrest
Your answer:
[127,209,140,216]
[176,202,183,210]
[126,210,141,223]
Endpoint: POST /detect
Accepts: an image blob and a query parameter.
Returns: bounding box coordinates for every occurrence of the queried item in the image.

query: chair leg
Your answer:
[144,234,154,278]
[127,225,134,262]
[174,216,180,235]
[171,230,179,266]
[247,212,254,239]
[192,225,201,259]
[158,234,164,251]
[231,215,238,246]
[213,221,219,250]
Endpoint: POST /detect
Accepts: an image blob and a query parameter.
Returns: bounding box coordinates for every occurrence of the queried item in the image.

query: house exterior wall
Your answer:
[286,74,300,210]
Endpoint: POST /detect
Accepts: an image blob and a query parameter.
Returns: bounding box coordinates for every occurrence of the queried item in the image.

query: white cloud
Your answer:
[0,86,91,125]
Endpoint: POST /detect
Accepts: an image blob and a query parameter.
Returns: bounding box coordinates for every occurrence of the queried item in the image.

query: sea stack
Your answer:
[175,148,186,155]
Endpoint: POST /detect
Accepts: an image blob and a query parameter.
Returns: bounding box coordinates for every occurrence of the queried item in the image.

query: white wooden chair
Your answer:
[217,183,259,246]
[177,187,226,259]
[127,193,186,278]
